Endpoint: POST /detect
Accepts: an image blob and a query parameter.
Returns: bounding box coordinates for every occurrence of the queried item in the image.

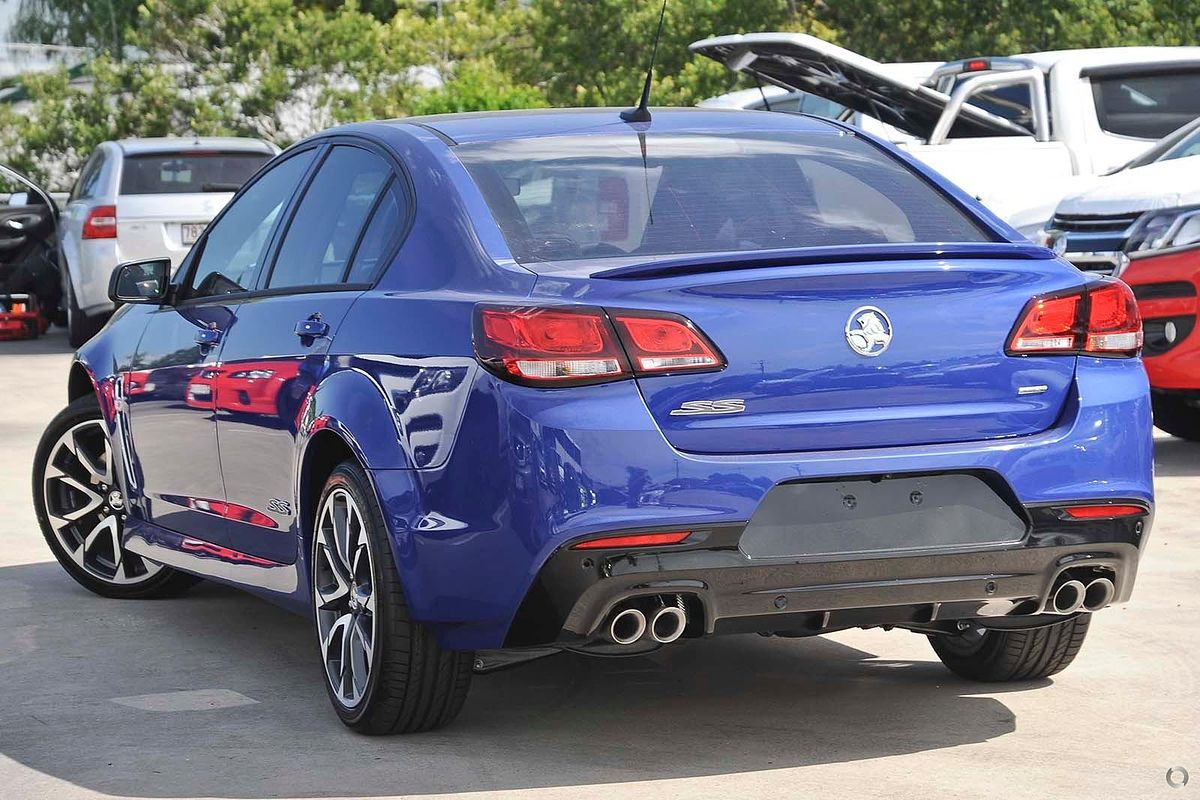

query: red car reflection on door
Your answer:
[185,360,301,416]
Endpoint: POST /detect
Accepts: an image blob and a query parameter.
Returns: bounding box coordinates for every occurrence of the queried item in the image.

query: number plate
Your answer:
[181,223,206,245]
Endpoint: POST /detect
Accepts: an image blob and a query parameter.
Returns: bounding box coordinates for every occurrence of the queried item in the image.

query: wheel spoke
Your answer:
[45,470,104,524]
[349,616,372,698]
[314,543,351,608]
[72,428,112,486]
[78,515,119,569]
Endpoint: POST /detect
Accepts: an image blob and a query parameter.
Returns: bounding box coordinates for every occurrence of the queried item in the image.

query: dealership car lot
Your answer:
[1,328,1197,799]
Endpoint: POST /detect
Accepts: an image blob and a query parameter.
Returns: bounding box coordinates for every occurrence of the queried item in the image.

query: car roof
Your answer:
[1013,46,1200,70]
[112,137,277,155]
[386,106,841,145]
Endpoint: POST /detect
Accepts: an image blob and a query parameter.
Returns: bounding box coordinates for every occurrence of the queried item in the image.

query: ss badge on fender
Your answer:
[669,399,746,417]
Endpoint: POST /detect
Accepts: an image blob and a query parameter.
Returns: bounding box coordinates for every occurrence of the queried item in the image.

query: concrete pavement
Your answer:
[1,329,1197,799]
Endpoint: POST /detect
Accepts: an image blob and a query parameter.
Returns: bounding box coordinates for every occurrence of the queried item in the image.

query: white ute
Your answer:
[692,33,1200,236]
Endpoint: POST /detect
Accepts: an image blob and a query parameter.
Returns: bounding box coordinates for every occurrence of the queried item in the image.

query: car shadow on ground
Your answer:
[0,561,1042,798]
[1152,433,1200,477]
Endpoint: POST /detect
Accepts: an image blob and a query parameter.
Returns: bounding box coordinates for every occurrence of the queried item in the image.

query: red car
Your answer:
[1120,243,1200,439]
[184,360,301,416]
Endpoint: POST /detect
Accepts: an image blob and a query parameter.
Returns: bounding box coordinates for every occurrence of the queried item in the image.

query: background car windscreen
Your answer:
[455,130,991,264]
[120,151,272,195]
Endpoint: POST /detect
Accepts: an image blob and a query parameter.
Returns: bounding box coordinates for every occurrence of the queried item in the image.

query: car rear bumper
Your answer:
[372,355,1153,651]
[504,504,1147,649]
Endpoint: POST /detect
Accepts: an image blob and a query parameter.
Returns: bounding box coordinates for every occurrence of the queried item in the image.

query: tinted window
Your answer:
[1092,71,1200,139]
[120,151,272,195]
[266,146,391,289]
[72,151,105,202]
[346,180,406,284]
[187,150,315,299]
[456,131,989,264]
[957,82,1033,129]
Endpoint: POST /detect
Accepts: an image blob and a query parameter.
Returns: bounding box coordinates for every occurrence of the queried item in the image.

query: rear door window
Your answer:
[120,151,272,195]
[345,179,407,284]
[265,145,392,289]
[1091,70,1200,139]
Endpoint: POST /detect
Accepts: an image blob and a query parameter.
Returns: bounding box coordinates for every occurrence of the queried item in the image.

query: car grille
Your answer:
[1051,213,1141,275]
[1050,212,1141,233]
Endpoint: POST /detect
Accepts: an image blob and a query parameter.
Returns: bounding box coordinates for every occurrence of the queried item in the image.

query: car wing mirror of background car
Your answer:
[109,258,171,305]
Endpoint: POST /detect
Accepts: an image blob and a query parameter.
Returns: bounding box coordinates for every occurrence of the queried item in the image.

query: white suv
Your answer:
[61,137,278,345]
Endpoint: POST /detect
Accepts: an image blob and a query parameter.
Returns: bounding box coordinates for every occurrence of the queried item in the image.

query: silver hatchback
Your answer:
[61,137,277,345]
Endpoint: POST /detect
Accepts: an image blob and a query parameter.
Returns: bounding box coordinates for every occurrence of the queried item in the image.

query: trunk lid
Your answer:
[534,247,1082,454]
[689,33,1030,141]
[116,193,233,265]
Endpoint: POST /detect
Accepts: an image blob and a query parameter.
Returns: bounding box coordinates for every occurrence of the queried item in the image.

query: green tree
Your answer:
[525,0,829,108]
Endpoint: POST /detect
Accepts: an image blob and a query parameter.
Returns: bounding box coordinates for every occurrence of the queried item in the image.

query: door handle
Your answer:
[294,314,330,339]
[194,325,222,347]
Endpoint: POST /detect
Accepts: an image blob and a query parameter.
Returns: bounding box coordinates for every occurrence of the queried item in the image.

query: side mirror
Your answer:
[109,258,171,304]
[7,192,28,207]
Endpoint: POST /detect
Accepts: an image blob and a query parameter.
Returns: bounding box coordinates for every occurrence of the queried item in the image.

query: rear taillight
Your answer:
[1006,280,1142,357]
[473,305,725,386]
[609,311,723,373]
[82,205,117,239]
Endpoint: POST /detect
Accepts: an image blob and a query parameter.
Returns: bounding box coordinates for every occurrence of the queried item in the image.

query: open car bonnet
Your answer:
[691,33,1031,141]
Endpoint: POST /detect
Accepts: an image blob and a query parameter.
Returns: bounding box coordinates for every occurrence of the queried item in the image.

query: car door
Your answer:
[214,141,405,563]
[126,147,319,543]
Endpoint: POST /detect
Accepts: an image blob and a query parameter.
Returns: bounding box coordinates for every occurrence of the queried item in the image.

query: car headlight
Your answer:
[229,369,275,380]
[1127,206,1200,253]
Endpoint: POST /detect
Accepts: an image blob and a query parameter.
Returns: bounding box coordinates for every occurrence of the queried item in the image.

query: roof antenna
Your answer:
[753,73,772,112]
[620,0,668,123]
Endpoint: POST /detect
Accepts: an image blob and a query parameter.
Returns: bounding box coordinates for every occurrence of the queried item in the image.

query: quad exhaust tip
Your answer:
[1082,577,1115,612]
[606,595,689,646]
[608,608,647,645]
[1051,580,1086,615]
[650,604,687,644]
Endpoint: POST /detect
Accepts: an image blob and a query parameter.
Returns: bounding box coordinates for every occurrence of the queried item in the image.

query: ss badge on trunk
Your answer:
[669,399,746,416]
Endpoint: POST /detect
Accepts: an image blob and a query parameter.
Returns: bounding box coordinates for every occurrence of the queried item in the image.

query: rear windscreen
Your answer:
[119,152,272,195]
[455,130,991,264]
[1092,71,1200,140]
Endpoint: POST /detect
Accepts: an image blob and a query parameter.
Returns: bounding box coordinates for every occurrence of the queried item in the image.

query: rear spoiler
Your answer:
[590,242,1055,280]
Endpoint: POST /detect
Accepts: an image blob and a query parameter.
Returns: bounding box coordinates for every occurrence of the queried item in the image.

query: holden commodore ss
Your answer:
[33,107,1153,734]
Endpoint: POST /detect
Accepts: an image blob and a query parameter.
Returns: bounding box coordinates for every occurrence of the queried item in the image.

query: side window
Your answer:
[266,145,391,290]
[187,149,316,299]
[346,179,407,284]
[71,151,104,202]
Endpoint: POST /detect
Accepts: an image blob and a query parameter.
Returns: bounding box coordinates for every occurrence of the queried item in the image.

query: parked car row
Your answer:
[697,33,1200,235]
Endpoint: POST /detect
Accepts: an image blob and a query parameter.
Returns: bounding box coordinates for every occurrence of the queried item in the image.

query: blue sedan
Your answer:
[33,108,1154,733]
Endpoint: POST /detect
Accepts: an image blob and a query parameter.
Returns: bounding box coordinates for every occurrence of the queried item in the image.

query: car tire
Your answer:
[1152,394,1200,441]
[66,279,104,348]
[33,396,201,599]
[928,615,1091,682]
[312,460,473,734]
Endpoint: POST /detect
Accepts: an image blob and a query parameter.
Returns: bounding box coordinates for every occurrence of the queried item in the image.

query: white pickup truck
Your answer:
[691,34,1200,235]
